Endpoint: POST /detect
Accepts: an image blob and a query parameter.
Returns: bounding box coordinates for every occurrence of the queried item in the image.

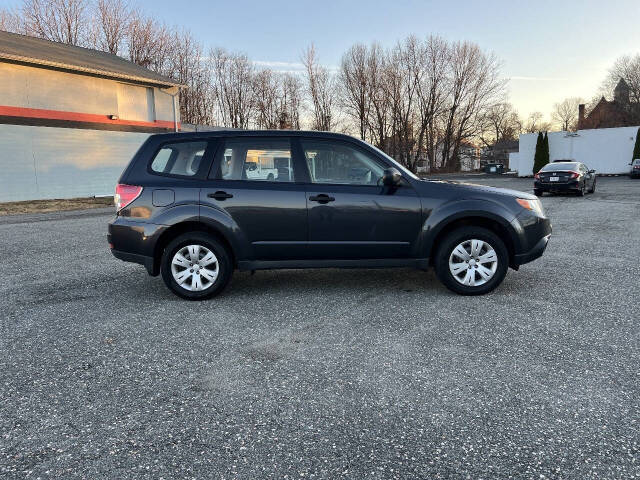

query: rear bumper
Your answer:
[108,217,165,275]
[534,180,580,192]
[110,248,155,274]
[513,234,550,266]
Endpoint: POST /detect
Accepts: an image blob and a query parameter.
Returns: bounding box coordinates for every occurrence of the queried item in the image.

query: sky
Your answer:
[8,0,640,120]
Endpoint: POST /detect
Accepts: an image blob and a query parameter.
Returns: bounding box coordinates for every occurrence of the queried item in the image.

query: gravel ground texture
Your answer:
[1,175,638,479]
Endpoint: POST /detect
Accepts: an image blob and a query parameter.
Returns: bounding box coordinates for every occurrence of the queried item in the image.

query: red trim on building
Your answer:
[0,105,179,130]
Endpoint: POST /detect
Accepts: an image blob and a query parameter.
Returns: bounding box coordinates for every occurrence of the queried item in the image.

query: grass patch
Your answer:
[0,196,114,216]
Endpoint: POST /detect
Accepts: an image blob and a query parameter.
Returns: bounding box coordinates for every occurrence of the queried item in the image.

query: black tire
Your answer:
[534,189,543,197]
[160,232,233,300]
[434,226,509,296]
[589,179,596,193]
[267,173,275,181]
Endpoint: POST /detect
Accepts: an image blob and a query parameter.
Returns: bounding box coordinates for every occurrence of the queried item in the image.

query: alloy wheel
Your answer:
[448,239,498,287]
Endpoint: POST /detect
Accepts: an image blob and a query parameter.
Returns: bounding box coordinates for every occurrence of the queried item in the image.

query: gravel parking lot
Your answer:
[1,176,639,479]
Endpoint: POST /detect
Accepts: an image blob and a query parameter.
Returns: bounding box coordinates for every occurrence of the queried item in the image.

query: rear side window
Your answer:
[150,141,207,177]
[216,138,294,182]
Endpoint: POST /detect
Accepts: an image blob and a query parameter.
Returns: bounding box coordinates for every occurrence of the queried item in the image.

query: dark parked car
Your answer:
[630,159,640,178]
[533,161,596,196]
[108,131,551,299]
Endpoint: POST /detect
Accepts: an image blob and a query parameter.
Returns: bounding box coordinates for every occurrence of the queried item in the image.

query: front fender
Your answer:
[421,198,522,257]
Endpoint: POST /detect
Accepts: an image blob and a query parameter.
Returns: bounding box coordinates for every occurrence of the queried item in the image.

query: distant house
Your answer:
[415,140,480,173]
[578,79,639,130]
[481,139,519,167]
[0,31,183,202]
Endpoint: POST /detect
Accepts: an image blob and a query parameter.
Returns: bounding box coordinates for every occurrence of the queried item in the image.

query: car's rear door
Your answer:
[200,136,308,260]
[299,137,422,259]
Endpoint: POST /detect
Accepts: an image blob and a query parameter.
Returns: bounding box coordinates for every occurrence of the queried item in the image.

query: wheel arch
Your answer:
[426,214,518,267]
[151,221,237,276]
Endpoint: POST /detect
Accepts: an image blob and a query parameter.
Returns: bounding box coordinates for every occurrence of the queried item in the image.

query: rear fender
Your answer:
[198,205,252,260]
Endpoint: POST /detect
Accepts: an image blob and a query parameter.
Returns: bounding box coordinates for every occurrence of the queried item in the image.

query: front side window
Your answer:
[301,140,385,185]
[218,138,294,182]
[150,141,207,177]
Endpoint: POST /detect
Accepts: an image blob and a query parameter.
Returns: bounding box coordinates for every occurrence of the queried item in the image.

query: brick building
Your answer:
[577,79,639,130]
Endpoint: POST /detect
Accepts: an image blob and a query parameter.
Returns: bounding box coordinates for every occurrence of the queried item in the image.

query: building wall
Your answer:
[0,124,149,202]
[509,126,639,176]
[0,61,183,201]
[0,62,176,124]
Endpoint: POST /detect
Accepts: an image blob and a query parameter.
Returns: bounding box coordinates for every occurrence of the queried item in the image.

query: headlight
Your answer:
[516,198,544,216]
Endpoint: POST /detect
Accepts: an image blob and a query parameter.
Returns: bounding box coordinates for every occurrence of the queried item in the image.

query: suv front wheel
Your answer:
[161,232,232,300]
[434,226,508,295]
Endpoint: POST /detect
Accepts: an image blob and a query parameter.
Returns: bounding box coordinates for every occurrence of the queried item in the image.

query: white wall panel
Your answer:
[0,124,149,201]
[513,126,640,176]
[117,83,154,122]
[0,62,118,115]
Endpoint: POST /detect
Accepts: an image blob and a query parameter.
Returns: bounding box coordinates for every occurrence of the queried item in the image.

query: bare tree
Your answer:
[302,44,336,131]
[339,44,371,140]
[91,0,130,54]
[414,35,449,172]
[126,10,172,72]
[280,73,302,129]
[601,54,640,104]
[552,97,582,131]
[210,48,255,129]
[0,7,23,33]
[166,30,214,126]
[253,69,281,129]
[439,41,506,171]
[524,111,551,133]
[252,70,302,129]
[480,102,522,146]
[365,43,392,150]
[22,0,89,45]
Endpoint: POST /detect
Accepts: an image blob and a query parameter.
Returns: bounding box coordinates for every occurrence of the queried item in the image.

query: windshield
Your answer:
[540,162,580,172]
[368,144,420,180]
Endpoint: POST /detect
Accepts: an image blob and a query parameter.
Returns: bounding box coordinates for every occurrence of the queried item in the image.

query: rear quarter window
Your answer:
[150,141,208,177]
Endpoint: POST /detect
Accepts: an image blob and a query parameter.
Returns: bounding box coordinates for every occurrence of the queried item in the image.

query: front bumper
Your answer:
[513,234,550,266]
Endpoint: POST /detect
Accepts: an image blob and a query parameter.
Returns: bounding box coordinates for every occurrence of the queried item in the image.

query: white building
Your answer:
[509,126,639,177]
[0,31,183,202]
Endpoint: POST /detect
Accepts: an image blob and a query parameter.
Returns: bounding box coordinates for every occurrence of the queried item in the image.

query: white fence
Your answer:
[509,126,640,176]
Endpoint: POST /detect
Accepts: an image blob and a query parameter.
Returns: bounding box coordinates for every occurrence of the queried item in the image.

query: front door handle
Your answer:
[309,194,335,204]
[207,191,233,200]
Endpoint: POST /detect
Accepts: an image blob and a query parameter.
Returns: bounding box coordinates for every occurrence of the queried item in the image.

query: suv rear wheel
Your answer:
[161,232,232,300]
[434,226,508,295]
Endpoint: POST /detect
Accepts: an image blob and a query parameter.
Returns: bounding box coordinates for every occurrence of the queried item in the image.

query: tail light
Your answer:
[534,173,540,180]
[569,172,579,179]
[114,184,143,211]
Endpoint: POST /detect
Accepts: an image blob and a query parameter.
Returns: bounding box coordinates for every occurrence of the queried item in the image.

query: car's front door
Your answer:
[581,163,594,189]
[200,136,308,260]
[299,138,423,259]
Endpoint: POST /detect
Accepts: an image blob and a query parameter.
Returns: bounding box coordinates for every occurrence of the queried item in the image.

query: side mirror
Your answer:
[589,169,595,174]
[382,167,402,186]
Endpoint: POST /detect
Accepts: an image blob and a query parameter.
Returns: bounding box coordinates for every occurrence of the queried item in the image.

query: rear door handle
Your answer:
[207,191,233,200]
[309,194,335,204]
